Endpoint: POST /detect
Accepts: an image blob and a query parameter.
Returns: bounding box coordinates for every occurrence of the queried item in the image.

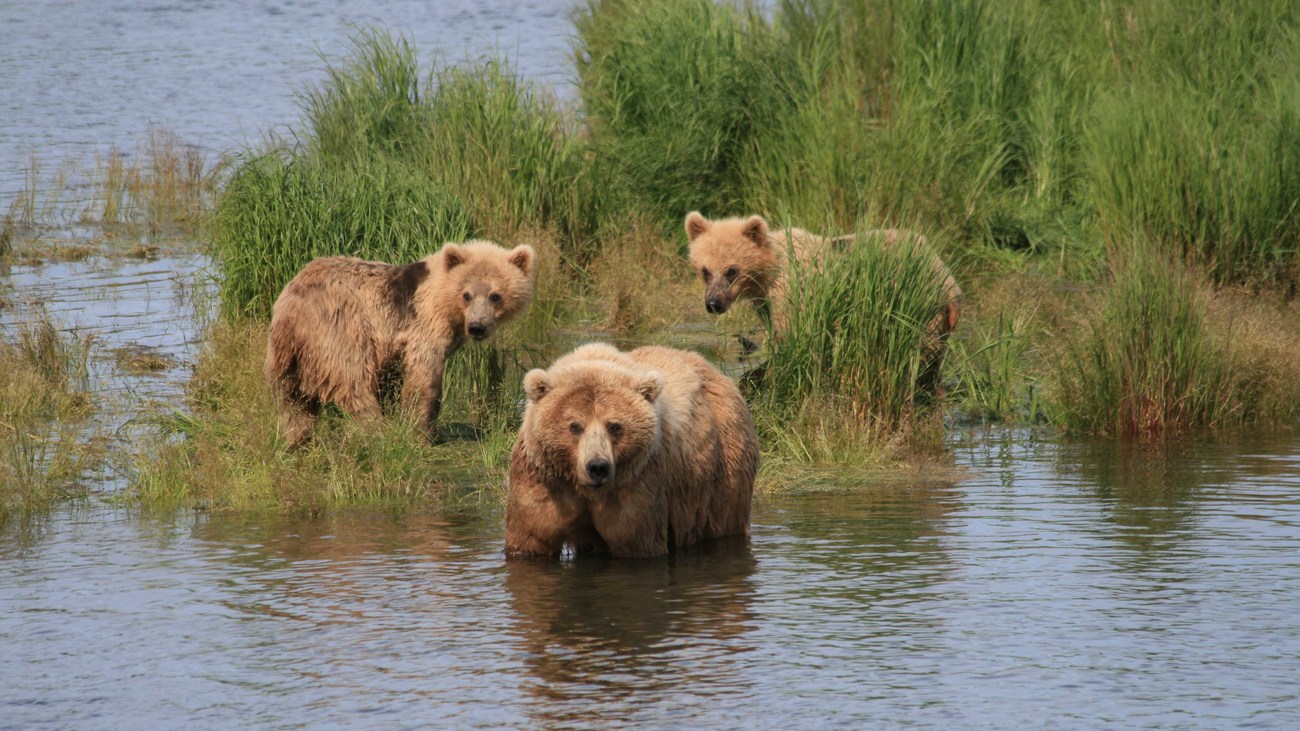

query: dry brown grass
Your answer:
[588,217,697,333]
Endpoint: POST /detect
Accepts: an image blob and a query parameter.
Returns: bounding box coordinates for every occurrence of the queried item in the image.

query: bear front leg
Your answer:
[505,460,588,559]
[400,345,447,442]
[274,389,320,451]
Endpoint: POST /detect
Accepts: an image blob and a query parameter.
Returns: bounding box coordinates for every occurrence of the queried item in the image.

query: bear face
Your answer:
[522,358,665,493]
[685,211,778,315]
[439,241,535,341]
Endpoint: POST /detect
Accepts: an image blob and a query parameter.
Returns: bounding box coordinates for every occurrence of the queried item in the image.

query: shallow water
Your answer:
[3,431,1298,728]
[2,253,211,421]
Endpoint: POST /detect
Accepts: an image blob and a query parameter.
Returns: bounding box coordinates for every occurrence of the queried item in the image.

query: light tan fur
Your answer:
[264,240,535,448]
[505,343,759,559]
[685,212,962,389]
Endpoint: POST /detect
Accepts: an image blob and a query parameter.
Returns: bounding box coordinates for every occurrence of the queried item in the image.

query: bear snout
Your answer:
[584,458,612,486]
[467,322,490,340]
[706,297,727,314]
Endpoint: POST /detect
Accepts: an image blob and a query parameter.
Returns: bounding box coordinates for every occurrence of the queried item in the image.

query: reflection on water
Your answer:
[505,540,758,729]
[3,430,1299,727]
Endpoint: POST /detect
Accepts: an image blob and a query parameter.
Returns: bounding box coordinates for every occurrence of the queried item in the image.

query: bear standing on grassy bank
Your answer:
[265,240,535,448]
[504,343,758,559]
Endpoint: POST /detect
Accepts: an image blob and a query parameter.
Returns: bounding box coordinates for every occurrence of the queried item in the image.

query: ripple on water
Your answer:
[2,436,1299,727]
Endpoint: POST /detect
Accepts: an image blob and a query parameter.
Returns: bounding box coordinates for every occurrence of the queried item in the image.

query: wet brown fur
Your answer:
[685,212,962,391]
[265,240,535,448]
[505,343,759,559]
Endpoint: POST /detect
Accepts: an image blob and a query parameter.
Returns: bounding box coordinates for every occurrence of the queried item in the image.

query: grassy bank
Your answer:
[2,1,1291,512]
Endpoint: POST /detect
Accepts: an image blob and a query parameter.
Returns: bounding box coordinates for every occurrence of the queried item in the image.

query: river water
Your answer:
[0,0,575,204]
[3,432,1299,728]
[3,1,1300,728]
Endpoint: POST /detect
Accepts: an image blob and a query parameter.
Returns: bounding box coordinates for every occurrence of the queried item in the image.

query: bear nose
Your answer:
[585,459,611,482]
[467,322,488,339]
[706,297,724,314]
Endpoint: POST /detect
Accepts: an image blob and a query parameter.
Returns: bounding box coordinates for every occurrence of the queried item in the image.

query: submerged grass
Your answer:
[0,316,101,523]
[5,128,215,244]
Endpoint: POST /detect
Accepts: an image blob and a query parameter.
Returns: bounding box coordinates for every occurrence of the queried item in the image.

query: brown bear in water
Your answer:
[685,212,961,391]
[504,343,759,559]
[264,240,535,448]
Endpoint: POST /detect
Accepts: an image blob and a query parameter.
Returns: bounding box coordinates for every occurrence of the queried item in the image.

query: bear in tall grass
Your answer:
[265,240,535,448]
[504,343,759,559]
[685,212,962,388]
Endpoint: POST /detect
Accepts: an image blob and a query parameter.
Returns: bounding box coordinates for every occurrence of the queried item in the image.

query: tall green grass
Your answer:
[754,227,953,458]
[211,151,472,319]
[1049,248,1233,436]
[575,0,814,227]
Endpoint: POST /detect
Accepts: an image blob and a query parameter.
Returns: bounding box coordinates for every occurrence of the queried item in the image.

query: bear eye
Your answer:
[462,292,472,302]
[606,422,623,438]
[725,266,739,280]
[489,292,502,304]
[701,268,711,282]
[568,422,583,435]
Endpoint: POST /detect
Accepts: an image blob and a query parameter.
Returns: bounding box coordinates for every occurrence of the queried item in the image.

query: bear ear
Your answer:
[507,244,535,277]
[442,243,466,272]
[637,372,665,403]
[741,215,768,247]
[685,211,710,242]
[523,369,552,402]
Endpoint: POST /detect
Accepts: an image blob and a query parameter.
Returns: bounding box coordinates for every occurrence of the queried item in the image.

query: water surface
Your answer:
[3,431,1298,728]
[1,0,576,202]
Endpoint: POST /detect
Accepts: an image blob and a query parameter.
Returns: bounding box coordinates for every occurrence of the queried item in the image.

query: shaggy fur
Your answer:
[504,343,759,559]
[265,240,535,448]
[685,212,962,388]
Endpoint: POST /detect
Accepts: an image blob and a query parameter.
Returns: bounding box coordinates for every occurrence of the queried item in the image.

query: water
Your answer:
[2,431,1299,728]
[2,254,210,406]
[4,2,1300,727]
[0,0,577,203]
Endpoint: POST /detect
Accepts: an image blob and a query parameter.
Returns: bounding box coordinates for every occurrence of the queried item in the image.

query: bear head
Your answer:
[437,240,536,340]
[521,345,665,493]
[685,212,778,316]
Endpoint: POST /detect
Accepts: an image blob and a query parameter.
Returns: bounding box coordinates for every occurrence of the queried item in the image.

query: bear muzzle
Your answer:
[583,458,612,488]
[467,321,492,340]
[705,296,728,314]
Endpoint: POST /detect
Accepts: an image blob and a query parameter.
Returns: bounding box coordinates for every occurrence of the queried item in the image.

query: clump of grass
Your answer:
[0,215,14,258]
[1048,247,1236,436]
[754,227,954,460]
[586,214,699,333]
[130,128,213,236]
[299,26,428,165]
[0,317,101,522]
[945,273,1063,423]
[213,27,591,319]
